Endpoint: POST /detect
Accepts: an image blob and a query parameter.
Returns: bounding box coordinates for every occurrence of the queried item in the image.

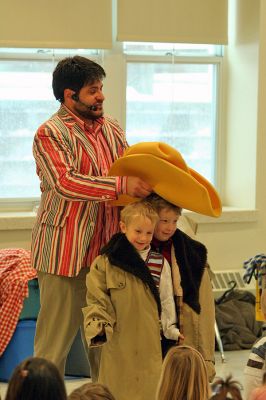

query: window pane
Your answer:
[126,62,217,183]
[0,49,100,202]
[124,42,222,56]
[0,59,58,199]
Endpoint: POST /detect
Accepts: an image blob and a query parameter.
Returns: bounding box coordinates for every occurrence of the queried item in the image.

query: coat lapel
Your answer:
[101,233,161,315]
[172,229,207,314]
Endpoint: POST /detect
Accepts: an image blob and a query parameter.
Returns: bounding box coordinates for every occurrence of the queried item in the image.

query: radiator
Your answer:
[212,269,256,299]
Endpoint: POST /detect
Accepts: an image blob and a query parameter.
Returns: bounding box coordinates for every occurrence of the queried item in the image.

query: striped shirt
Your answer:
[80,116,126,265]
[32,105,128,276]
[146,250,164,288]
[244,335,266,399]
[139,247,181,341]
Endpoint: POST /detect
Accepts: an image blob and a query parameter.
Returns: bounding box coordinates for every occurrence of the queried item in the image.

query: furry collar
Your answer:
[100,233,161,315]
[172,229,207,314]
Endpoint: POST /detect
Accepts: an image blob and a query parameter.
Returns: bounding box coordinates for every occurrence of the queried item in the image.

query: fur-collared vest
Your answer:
[152,228,207,314]
[100,233,161,315]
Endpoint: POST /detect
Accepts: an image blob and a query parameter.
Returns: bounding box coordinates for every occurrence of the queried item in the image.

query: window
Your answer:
[124,43,222,184]
[0,44,222,209]
[0,49,100,207]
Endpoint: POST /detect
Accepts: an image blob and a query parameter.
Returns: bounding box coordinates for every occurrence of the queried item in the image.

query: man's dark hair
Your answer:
[52,56,106,103]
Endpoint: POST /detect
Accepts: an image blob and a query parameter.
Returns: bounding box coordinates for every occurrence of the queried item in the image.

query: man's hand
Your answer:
[126,176,153,198]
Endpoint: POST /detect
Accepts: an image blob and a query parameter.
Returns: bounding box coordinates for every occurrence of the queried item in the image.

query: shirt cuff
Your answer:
[115,176,128,195]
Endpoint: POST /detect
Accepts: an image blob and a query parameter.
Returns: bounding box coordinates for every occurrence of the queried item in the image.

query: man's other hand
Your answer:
[126,176,153,198]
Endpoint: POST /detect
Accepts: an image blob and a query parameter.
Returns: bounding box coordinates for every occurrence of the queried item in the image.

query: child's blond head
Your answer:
[120,200,159,227]
[156,345,210,400]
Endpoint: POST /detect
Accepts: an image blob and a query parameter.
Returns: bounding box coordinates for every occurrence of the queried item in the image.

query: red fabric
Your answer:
[151,238,172,266]
[0,249,37,355]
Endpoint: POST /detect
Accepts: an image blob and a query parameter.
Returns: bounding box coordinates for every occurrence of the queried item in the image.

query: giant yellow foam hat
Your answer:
[108,142,222,217]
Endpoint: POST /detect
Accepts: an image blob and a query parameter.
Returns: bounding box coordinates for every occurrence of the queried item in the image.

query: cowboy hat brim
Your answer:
[109,149,222,217]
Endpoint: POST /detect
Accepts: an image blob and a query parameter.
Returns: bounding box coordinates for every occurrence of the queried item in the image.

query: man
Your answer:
[31,56,152,377]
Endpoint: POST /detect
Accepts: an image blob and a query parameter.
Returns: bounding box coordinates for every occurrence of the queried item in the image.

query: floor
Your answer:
[0,350,251,399]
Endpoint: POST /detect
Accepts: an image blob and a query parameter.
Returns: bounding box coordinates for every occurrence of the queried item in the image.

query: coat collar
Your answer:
[101,233,161,315]
[171,229,207,314]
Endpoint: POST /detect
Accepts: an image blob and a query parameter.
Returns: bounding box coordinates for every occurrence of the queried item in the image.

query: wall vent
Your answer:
[212,269,256,298]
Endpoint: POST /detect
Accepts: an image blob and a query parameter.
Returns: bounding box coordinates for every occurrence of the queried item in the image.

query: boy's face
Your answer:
[153,208,180,242]
[120,215,155,251]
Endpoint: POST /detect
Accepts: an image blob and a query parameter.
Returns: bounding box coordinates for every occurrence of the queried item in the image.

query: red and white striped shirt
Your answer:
[32,105,128,276]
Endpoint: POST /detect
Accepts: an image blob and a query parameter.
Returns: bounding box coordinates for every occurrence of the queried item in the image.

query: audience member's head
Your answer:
[156,345,210,400]
[211,375,243,400]
[250,386,266,400]
[248,371,266,400]
[68,382,115,400]
[5,357,67,400]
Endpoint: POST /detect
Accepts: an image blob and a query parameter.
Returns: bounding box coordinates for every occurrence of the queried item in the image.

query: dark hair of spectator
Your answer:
[211,375,243,400]
[5,357,67,400]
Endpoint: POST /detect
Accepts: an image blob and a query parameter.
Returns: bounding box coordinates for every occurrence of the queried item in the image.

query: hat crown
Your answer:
[124,142,190,173]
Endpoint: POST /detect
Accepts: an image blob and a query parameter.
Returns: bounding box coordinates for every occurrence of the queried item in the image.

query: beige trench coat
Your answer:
[83,255,162,400]
[171,246,216,382]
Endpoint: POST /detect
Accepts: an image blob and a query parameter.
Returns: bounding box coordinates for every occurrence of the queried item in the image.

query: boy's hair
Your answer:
[52,56,106,103]
[146,193,182,215]
[210,375,243,400]
[5,357,67,400]
[156,345,210,400]
[68,382,115,400]
[120,200,159,227]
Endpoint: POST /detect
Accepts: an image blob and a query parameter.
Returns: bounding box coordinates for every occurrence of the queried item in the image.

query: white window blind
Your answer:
[0,0,112,49]
[117,0,228,45]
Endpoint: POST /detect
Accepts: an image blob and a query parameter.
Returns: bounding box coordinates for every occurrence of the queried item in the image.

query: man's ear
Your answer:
[119,221,126,233]
[64,88,75,102]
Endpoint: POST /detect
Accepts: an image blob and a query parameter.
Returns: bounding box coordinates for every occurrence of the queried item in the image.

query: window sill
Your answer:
[0,207,259,231]
[184,207,258,224]
[0,211,37,231]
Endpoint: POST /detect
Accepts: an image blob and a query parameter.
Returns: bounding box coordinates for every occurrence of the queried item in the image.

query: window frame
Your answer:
[124,51,223,187]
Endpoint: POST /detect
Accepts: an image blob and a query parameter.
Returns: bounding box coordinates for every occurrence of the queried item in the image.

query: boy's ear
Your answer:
[119,221,126,233]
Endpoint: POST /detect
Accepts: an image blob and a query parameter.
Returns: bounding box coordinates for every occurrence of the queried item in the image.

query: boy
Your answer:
[147,193,216,382]
[83,200,182,400]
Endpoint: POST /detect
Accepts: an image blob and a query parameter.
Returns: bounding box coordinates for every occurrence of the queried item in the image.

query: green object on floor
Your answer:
[19,279,40,320]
